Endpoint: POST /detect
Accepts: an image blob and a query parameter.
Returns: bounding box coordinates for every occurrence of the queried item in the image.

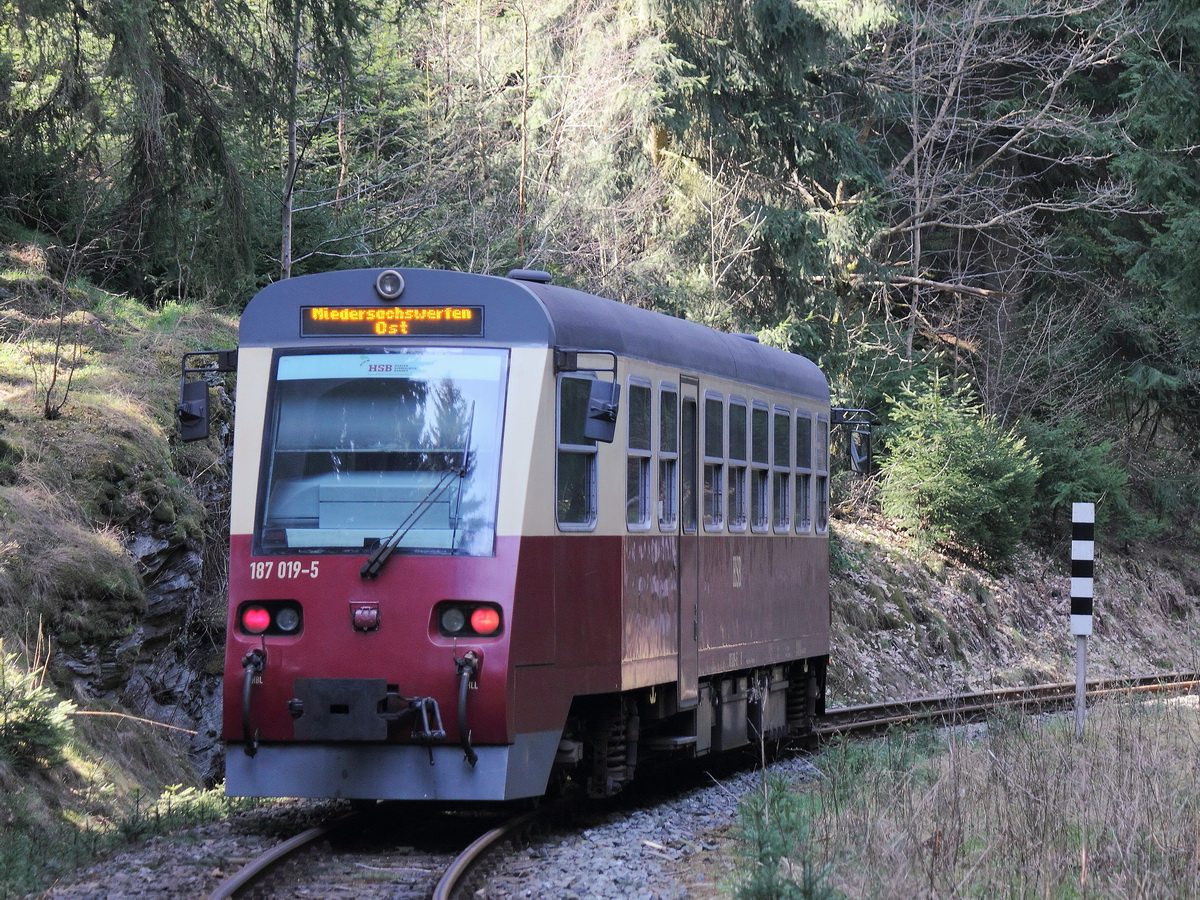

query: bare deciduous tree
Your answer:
[846,0,1151,408]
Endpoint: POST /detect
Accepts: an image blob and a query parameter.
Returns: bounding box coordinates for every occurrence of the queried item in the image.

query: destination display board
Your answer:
[301,305,484,337]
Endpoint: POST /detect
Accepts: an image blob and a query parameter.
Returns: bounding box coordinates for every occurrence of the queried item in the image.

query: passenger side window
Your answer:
[557,375,597,529]
[626,381,652,530]
[750,403,769,532]
[773,408,791,531]
[727,399,748,531]
[703,394,724,531]
[795,413,813,533]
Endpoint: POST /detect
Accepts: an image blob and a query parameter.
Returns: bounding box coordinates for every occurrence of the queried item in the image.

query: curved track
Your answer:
[205,819,343,900]
[430,806,548,900]
[204,803,551,900]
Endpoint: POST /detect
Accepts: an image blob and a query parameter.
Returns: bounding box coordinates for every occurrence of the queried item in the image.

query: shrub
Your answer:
[734,775,841,900]
[0,641,75,771]
[879,376,1040,560]
[1020,416,1155,543]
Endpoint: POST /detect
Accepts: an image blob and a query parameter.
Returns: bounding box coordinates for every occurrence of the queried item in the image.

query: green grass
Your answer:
[0,636,258,897]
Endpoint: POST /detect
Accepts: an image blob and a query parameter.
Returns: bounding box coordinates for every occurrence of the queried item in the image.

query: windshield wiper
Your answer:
[360,402,476,579]
[449,403,475,551]
[359,469,462,578]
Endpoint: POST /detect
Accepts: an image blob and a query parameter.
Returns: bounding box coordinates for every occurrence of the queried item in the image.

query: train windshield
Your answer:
[258,349,508,556]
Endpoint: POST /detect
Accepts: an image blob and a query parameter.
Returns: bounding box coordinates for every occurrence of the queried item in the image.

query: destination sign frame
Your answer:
[301,305,484,338]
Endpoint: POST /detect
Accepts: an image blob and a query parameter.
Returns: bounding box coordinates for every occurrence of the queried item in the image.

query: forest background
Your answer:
[3,1,1200,891]
[4,0,1200,553]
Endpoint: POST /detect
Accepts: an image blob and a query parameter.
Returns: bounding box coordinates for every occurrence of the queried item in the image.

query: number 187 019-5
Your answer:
[250,560,319,579]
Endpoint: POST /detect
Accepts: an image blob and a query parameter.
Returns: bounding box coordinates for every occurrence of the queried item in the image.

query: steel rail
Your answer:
[432,806,546,900]
[205,818,346,900]
[204,804,543,900]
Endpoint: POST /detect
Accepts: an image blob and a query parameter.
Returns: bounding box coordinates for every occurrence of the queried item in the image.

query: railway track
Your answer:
[205,817,341,899]
[205,803,551,900]
[819,670,1200,735]
[203,672,1199,899]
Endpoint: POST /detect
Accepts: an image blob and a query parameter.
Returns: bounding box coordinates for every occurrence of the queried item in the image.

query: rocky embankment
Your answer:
[827,520,1200,704]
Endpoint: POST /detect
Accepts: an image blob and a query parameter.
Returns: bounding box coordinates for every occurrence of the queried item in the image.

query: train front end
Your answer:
[211,269,558,801]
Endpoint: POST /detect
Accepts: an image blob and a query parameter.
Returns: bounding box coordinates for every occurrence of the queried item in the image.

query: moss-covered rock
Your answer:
[0,243,235,799]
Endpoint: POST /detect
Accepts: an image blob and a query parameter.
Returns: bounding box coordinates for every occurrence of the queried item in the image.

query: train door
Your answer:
[678,377,700,708]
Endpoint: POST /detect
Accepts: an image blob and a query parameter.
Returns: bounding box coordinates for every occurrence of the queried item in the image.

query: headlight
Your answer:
[275,607,301,632]
[375,269,405,300]
[440,607,467,634]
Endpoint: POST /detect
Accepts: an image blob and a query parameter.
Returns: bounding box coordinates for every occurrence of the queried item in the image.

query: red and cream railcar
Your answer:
[181,267,833,801]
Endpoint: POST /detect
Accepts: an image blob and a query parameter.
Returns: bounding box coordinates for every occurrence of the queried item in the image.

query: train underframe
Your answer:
[561,656,828,798]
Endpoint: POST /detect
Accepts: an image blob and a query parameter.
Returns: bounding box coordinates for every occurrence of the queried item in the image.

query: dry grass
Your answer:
[738,696,1200,899]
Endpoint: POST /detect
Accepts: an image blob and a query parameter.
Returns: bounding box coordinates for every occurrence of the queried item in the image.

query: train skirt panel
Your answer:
[224,731,561,801]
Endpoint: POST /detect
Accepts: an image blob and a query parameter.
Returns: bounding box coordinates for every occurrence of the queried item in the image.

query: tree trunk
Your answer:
[516,3,529,261]
[280,3,302,280]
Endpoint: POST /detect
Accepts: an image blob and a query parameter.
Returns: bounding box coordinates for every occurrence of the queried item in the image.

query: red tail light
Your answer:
[470,607,501,635]
[242,606,271,633]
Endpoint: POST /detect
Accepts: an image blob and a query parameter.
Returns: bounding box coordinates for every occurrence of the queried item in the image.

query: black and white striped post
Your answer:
[1071,502,1095,740]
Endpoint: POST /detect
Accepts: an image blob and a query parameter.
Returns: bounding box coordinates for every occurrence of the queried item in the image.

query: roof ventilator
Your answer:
[506,268,553,283]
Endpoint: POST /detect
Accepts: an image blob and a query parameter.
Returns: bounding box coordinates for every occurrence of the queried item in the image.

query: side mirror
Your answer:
[584,380,621,443]
[176,349,237,442]
[832,407,875,474]
[177,379,212,442]
[849,427,872,474]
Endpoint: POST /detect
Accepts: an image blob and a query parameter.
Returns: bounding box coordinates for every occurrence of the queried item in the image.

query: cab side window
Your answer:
[557,375,597,529]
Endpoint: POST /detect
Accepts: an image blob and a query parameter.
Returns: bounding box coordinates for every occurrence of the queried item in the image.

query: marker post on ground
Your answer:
[1071,502,1095,741]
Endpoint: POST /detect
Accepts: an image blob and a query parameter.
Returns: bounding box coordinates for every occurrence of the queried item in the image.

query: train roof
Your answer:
[238,268,829,403]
